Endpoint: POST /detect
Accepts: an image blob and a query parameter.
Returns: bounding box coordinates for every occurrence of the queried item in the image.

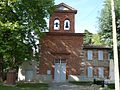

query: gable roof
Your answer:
[55,3,77,14]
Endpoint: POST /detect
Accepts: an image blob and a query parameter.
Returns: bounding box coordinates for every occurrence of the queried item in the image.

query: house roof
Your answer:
[55,3,77,14]
[83,44,112,49]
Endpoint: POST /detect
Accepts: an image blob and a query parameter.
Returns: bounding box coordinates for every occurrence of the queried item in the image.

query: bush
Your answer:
[93,79,105,87]
[107,83,115,89]
[94,80,104,85]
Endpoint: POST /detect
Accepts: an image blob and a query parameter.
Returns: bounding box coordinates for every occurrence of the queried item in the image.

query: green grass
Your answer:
[0,83,48,90]
[69,81,93,86]
[97,83,115,90]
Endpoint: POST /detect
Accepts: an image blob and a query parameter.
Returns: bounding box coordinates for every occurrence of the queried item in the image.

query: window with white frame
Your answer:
[64,19,70,30]
[87,50,93,60]
[98,51,103,60]
[98,67,104,78]
[54,19,60,30]
[87,67,93,77]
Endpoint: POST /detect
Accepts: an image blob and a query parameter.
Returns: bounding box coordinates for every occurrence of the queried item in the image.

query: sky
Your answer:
[55,0,105,33]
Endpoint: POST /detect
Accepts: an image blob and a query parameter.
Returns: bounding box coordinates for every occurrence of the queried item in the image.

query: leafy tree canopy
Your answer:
[92,34,103,45]
[98,0,120,46]
[83,30,93,45]
[0,0,55,69]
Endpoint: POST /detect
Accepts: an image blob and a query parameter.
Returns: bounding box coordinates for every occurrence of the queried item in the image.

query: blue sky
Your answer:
[55,0,105,33]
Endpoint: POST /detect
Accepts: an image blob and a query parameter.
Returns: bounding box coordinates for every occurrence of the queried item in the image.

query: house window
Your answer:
[87,50,93,60]
[64,19,70,30]
[108,51,112,59]
[54,19,60,30]
[98,51,103,60]
[108,53,110,60]
[87,67,93,77]
[98,67,104,78]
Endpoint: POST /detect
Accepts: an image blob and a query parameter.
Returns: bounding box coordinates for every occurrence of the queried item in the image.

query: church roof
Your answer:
[55,3,77,14]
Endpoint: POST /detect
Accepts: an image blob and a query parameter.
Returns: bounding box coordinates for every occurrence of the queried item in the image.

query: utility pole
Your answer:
[111,0,120,90]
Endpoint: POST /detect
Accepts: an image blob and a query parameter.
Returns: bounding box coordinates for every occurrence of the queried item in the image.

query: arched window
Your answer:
[54,19,60,30]
[64,19,70,30]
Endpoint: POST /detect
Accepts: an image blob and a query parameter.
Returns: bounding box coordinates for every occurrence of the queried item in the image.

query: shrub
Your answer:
[94,80,104,85]
[107,83,115,89]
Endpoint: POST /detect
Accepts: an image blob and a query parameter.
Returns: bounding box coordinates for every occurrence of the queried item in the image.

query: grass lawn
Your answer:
[0,83,48,90]
[97,83,115,90]
[97,88,115,90]
[69,81,115,90]
[69,81,93,86]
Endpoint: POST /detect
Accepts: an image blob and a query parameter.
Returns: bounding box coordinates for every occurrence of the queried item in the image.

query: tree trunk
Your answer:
[0,54,3,82]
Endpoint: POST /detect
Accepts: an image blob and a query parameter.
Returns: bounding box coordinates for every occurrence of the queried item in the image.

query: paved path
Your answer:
[48,82,100,90]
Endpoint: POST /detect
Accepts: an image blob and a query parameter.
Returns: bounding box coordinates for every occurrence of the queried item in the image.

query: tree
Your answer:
[0,0,55,83]
[98,0,120,68]
[92,33,103,45]
[84,30,103,45]
[98,0,120,46]
[84,30,93,45]
[98,0,112,45]
[0,53,3,82]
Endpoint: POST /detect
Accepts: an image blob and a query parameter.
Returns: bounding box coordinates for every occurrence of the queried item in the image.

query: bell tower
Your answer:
[49,3,77,33]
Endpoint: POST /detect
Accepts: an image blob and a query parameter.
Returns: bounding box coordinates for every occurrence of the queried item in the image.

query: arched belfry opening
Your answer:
[54,19,60,30]
[64,19,70,30]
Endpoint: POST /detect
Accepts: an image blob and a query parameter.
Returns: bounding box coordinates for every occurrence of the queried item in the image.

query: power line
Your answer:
[79,1,103,21]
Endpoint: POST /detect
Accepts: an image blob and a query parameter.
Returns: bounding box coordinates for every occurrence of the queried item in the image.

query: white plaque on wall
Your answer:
[47,70,51,75]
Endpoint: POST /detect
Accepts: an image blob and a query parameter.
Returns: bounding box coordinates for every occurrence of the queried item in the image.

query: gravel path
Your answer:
[48,82,100,90]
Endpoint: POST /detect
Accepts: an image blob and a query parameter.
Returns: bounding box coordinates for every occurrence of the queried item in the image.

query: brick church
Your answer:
[38,3,111,82]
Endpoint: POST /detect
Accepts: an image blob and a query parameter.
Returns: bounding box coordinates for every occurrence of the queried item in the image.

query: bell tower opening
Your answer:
[54,19,60,30]
[64,19,70,30]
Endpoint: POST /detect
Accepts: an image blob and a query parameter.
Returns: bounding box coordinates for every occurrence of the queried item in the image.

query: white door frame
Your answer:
[54,59,66,82]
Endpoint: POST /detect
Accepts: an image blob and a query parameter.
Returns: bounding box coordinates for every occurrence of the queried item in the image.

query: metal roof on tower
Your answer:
[55,3,77,14]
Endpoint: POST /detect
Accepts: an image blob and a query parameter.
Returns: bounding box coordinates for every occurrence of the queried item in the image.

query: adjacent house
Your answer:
[82,45,110,80]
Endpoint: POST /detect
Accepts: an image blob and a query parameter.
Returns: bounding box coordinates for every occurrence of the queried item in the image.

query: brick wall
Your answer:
[39,33,84,78]
[49,12,75,33]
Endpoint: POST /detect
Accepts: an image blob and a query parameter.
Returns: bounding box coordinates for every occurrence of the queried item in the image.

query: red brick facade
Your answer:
[39,3,111,81]
[39,33,84,78]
